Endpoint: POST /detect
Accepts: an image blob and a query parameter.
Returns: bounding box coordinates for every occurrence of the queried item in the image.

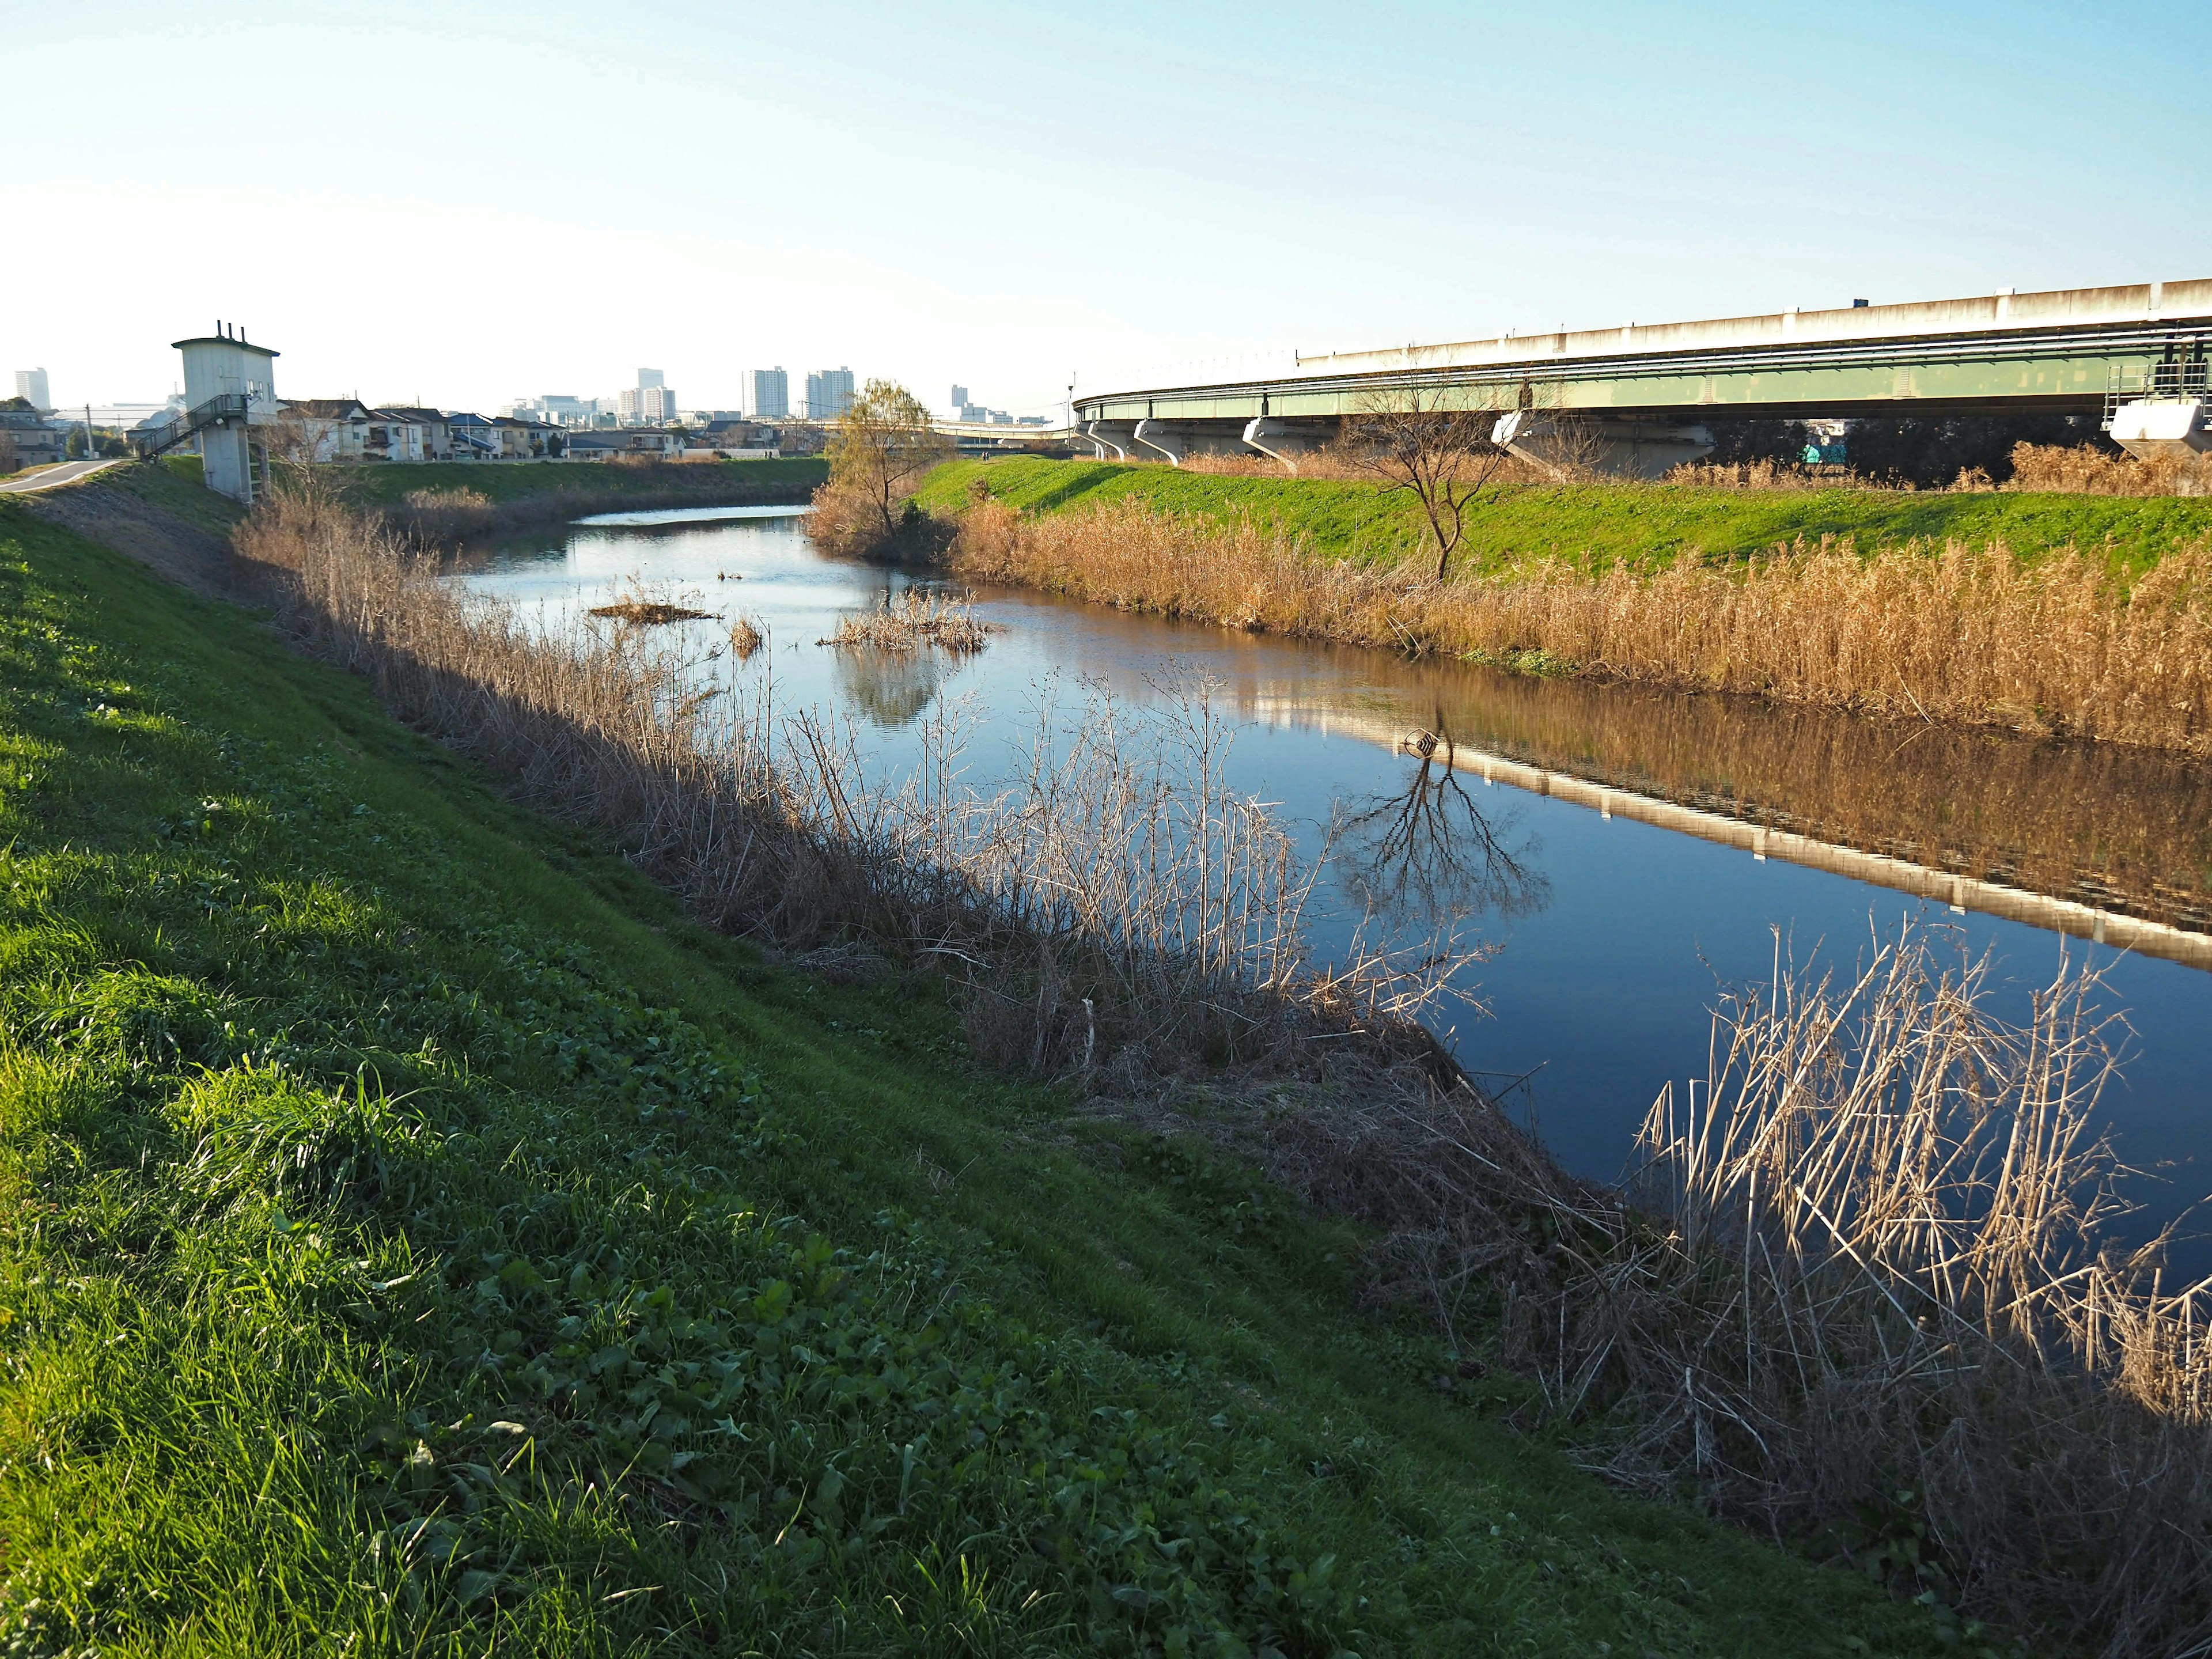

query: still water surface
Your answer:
[461,505,2212,1257]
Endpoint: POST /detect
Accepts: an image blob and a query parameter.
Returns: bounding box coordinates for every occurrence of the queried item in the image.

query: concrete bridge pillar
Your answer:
[1491,411,1714,480]
[1084,419,1138,461]
[1241,416,1330,474]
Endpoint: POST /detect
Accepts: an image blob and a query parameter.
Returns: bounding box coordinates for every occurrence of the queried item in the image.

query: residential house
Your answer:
[562,428,678,461]
[698,417,771,448]
[276,398,374,462]
[0,399,64,471]
[444,412,502,460]
[489,416,558,459]
[376,407,450,460]
[363,410,427,463]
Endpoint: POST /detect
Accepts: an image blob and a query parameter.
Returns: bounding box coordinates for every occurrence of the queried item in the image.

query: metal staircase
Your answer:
[131,393,251,459]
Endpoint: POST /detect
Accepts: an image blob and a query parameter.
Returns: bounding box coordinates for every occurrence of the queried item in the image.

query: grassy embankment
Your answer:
[912,456,2212,578]
[0,495,1960,1652]
[156,452,828,543]
[916,458,2212,755]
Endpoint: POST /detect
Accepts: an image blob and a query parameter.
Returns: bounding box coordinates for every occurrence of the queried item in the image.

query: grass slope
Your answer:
[916,456,2212,577]
[0,501,1963,1656]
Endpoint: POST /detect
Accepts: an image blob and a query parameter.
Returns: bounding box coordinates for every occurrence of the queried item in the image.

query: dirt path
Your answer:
[14,470,247,599]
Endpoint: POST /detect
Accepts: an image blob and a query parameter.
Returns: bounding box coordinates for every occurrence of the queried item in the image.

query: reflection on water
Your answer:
[1400,669,2212,935]
[457,507,2212,1262]
[831,645,967,728]
[1335,721,1550,928]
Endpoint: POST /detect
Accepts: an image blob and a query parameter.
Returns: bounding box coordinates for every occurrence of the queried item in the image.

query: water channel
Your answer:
[460,503,2212,1263]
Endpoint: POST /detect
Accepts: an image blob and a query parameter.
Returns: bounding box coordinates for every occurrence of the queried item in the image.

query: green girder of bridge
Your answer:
[1077,321,2212,428]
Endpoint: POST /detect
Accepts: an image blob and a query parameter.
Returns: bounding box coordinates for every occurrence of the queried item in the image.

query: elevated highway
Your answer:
[1074,278,2212,477]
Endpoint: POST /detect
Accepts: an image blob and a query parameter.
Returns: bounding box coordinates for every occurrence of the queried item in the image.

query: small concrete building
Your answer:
[174,326,280,502]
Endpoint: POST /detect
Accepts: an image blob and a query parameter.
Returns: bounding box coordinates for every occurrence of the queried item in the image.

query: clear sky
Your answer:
[6,1,2210,421]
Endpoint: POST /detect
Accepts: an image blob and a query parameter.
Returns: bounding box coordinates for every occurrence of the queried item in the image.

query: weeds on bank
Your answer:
[947,494,2212,755]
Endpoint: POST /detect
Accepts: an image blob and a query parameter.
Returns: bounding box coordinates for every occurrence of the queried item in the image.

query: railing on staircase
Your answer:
[131,393,251,459]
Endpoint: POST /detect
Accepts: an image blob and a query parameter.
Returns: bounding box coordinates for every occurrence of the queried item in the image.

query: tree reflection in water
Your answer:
[829,643,964,728]
[1335,714,1550,927]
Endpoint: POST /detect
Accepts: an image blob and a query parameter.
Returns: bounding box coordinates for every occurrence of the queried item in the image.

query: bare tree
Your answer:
[0,430,18,476]
[825,380,954,546]
[1342,373,1522,582]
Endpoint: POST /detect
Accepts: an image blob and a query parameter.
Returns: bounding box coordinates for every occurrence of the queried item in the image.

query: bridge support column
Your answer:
[1490,412,1714,480]
[1131,419,1186,465]
[1084,420,1137,461]
[1241,416,1328,474]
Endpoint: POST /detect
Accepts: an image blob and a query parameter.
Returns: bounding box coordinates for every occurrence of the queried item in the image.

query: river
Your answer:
[459,502,2212,1262]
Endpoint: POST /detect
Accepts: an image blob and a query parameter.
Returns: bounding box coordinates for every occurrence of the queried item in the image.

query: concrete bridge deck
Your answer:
[1075,278,2212,475]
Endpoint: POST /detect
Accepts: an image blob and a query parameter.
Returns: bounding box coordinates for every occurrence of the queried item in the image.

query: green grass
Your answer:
[329,457,827,508]
[917,456,2212,578]
[0,499,1973,1656]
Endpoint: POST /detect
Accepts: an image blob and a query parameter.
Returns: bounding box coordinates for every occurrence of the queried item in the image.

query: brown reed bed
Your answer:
[588,599,716,624]
[949,494,2212,756]
[728,612,766,660]
[820,588,994,653]
[2008,441,2212,497]
[233,482,2212,1652]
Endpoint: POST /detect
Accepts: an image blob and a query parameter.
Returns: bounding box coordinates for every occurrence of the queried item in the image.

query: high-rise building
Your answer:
[13,369,51,411]
[745,367,789,421]
[949,384,968,411]
[637,368,665,391]
[804,366,855,421]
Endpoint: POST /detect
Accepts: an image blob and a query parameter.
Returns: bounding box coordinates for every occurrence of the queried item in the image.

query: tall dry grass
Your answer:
[1567,924,2212,1651]
[2009,442,2212,498]
[232,483,1476,1088]
[236,484,2212,1651]
[950,495,2212,755]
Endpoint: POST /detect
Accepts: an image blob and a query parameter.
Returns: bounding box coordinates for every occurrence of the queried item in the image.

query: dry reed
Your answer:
[820,588,993,653]
[2008,442,2212,498]
[232,483,1475,1088]
[1665,459,1879,491]
[1553,923,2212,1652]
[728,613,765,660]
[589,600,716,625]
[951,495,2212,755]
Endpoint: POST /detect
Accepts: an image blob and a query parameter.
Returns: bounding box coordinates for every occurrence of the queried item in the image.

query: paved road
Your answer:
[0,457,128,494]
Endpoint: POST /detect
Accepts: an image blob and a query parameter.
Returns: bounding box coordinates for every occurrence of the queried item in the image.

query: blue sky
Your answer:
[5,1,2209,418]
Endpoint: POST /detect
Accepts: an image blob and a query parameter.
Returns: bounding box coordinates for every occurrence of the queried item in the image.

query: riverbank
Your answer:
[158,452,828,544]
[0,491,1957,1652]
[924,463,2212,756]
[914,455,2212,576]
